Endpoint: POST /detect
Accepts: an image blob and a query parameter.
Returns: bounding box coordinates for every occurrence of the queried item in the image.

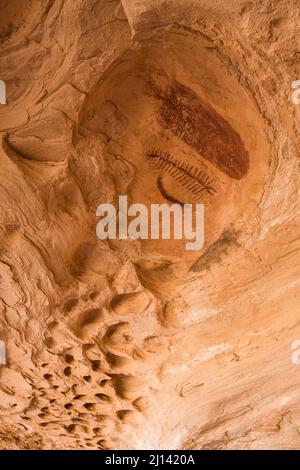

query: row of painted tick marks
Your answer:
[146,149,217,206]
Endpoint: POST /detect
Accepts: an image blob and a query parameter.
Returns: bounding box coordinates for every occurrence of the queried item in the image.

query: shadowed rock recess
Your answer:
[0,0,299,450]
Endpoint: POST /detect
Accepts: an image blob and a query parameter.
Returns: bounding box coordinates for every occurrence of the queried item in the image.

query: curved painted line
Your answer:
[157,176,184,207]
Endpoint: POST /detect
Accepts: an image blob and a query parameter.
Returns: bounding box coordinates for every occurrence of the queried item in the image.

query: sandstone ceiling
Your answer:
[0,0,299,450]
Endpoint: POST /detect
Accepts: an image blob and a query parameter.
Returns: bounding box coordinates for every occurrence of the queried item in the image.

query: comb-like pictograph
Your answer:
[146,150,216,205]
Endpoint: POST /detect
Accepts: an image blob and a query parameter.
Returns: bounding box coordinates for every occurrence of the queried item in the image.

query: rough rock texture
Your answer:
[0,0,299,450]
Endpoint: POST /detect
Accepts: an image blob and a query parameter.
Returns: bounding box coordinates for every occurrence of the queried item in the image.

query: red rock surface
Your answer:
[0,0,299,450]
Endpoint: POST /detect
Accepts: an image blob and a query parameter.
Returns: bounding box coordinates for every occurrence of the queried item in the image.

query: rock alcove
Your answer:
[0,0,299,450]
